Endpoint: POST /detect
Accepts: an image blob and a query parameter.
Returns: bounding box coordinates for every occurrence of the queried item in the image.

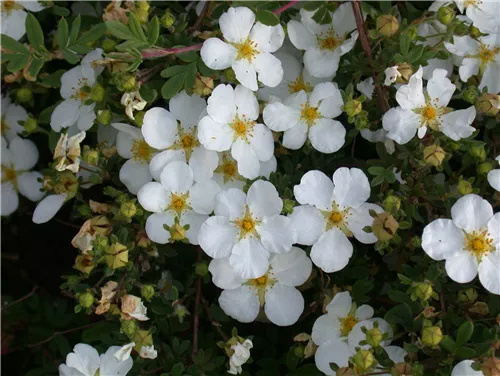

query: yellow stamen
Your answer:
[288,74,313,94]
[2,166,17,184]
[340,315,358,336]
[300,103,320,126]
[423,106,436,121]
[231,115,255,140]
[131,139,153,163]
[1,1,22,13]
[234,207,258,239]
[235,39,259,61]
[465,230,493,259]
[317,28,345,51]
[181,135,194,149]
[167,193,190,214]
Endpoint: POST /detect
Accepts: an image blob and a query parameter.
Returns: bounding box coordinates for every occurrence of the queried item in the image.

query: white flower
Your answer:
[287,3,359,78]
[50,49,104,132]
[1,138,44,216]
[383,67,476,144]
[384,66,402,86]
[211,247,311,326]
[454,0,499,34]
[445,34,500,94]
[257,52,333,102]
[263,82,345,153]
[422,194,500,294]
[289,168,382,273]
[54,131,86,173]
[356,77,374,100]
[451,360,483,376]
[142,90,218,183]
[59,343,133,376]
[112,122,156,194]
[228,339,253,375]
[1,1,46,41]
[312,291,374,346]
[198,84,274,179]
[360,128,395,155]
[114,342,135,362]
[137,161,220,245]
[1,95,28,142]
[200,7,285,91]
[121,91,147,120]
[487,155,500,192]
[139,345,158,360]
[199,180,297,279]
[213,152,277,190]
[32,193,68,224]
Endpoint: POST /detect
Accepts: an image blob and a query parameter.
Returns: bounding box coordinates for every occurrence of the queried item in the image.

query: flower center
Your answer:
[1,1,22,13]
[300,102,320,126]
[329,211,343,224]
[181,135,194,149]
[235,39,259,61]
[252,275,268,286]
[131,139,153,162]
[233,207,259,239]
[75,89,89,102]
[231,115,255,140]
[288,74,313,94]
[340,315,358,337]
[317,28,344,51]
[465,230,493,259]
[223,162,236,177]
[167,193,190,214]
[422,106,436,121]
[478,44,498,65]
[1,117,9,136]
[323,203,353,235]
[2,165,17,184]
[464,0,479,8]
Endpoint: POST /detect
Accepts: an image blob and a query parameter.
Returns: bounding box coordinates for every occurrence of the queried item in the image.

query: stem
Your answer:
[187,1,210,33]
[201,296,229,342]
[141,43,203,59]
[2,286,38,312]
[273,0,300,14]
[192,247,203,358]
[351,1,389,113]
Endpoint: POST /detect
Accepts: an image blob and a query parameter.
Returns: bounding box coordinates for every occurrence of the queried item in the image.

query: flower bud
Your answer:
[397,63,413,83]
[376,15,399,37]
[83,149,99,166]
[365,327,384,347]
[120,202,137,218]
[470,146,486,161]
[352,349,375,371]
[343,99,363,117]
[458,287,478,304]
[122,76,137,91]
[141,284,155,301]
[97,109,112,125]
[105,242,129,269]
[392,362,413,376]
[121,319,139,338]
[478,162,494,175]
[437,6,455,25]
[481,357,500,376]
[90,83,105,102]
[407,26,418,41]
[195,261,209,277]
[468,301,489,315]
[294,345,305,358]
[174,304,190,323]
[421,326,442,347]
[423,145,445,167]
[193,75,214,96]
[414,282,434,301]
[282,199,295,215]
[455,22,469,36]
[458,178,473,196]
[133,111,145,127]
[101,38,117,53]
[477,93,500,117]
[23,117,38,134]
[79,292,94,308]
[372,212,399,242]
[90,215,112,236]
[224,68,237,83]
[410,236,421,249]
[469,24,481,38]
[161,9,175,28]
[75,254,95,274]
[168,222,186,242]
[16,87,33,103]
[383,195,401,213]
[54,171,79,197]
[463,86,480,104]
[134,8,149,23]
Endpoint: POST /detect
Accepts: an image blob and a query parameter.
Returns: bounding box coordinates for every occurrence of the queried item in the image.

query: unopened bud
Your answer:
[383,195,401,212]
[134,8,149,24]
[421,326,442,347]
[141,284,155,301]
[407,26,418,41]
[97,109,112,125]
[455,22,469,36]
[423,145,446,167]
[101,38,117,53]
[16,87,33,103]
[463,86,480,104]
[477,93,500,117]
[174,304,190,323]
[122,76,137,91]
[23,117,38,134]
[372,212,399,242]
[83,149,99,165]
[410,236,421,248]
[469,301,489,315]
[469,24,481,38]
[224,68,237,83]
[478,162,493,175]
[90,83,105,102]
[161,9,175,28]
[376,15,399,37]
[458,288,478,304]
[121,319,139,338]
[365,327,384,347]
[74,254,95,274]
[470,146,486,162]
[193,75,214,96]
[294,345,305,358]
[133,111,145,127]
[343,99,362,117]
[437,6,455,25]
[79,292,94,308]
[195,261,209,277]
[282,199,295,215]
[54,171,79,197]
[414,282,434,301]
[397,63,413,82]
[120,202,137,218]
[458,178,474,196]
[352,349,375,371]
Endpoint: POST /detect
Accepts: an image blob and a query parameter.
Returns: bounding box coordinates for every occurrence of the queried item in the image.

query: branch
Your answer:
[201,296,229,342]
[141,43,203,59]
[2,286,38,312]
[192,247,203,358]
[351,1,389,113]
[187,1,210,34]
[274,1,300,14]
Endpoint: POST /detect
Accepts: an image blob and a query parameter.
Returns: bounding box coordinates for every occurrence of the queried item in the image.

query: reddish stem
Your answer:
[273,0,300,14]
[142,43,203,59]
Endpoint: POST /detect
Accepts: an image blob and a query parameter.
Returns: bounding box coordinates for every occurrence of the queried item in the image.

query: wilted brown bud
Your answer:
[376,15,399,37]
[372,212,399,241]
[477,93,500,116]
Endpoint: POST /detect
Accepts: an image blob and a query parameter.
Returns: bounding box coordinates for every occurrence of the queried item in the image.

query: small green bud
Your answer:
[458,178,474,196]
[133,111,145,127]
[421,326,442,347]
[134,8,149,23]
[365,327,384,347]
[90,83,105,102]
[122,76,137,91]
[101,38,117,53]
[174,304,190,323]
[477,162,493,175]
[293,345,305,358]
[343,99,363,117]
[23,117,38,134]
[458,287,478,304]
[161,9,175,28]
[383,195,401,213]
[16,87,33,103]
[120,202,137,218]
[195,261,209,277]
[463,86,480,104]
[141,284,156,301]
[83,149,99,165]
[120,319,139,338]
[423,145,446,167]
[414,282,434,301]
[469,24,481,38]
[224,68,237,83]
[97,110,112,125]
[282,199,295,215]
[410,236,421,249]
[437,6,455,25]
[455,22,469,36]
[470,146,486,162]
[79,292,94,308]
[352,349,375,371]
[407,26,418,41]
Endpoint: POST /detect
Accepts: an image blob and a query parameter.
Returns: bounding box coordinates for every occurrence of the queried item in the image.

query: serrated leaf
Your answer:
[161,74,185,99]
[255,10,280,26]
[69,15,81,44]
[56,18,69,49]
[77,24,106,45]
[147,16,160,45]
[128,12,147,42]
[456,321,474,347]
[26,13,44,52]
[105,21,134,40]
[160,65,187,78]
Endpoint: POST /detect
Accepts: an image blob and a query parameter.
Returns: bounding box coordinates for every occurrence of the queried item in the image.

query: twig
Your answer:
[142,43,203,59]
[273,0,300,14]
[201,297,229,342]
[187,1,210,34]
[351,1,389,113]
[192,247,203,358]
[2,286,38,312]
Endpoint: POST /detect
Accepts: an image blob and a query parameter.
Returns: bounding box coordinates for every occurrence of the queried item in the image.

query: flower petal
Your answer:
[233,59,258,91]
[270,247,312,286]
[219,7,255,44]
[383,107,421,145]
[440,107,476,141]
[459,57,480,82]
[349,203,383,244]
[149,149,186,181]
[311,228,353,273]
[76,104,96,132]
[65,344,100,376]
[451,194,493,232]
[229,237,270,279]
[304,47,340,78]
[100,346,133,376]
[181,211,208,245]
[119,159,152,194]
[198,115,235,152]
[17,171,44,202]
[199,216,238,258]
[169,91,206,126]
[445,35,480,57]
[422,218,465,260]
[384,346,407,364]
[1,10,27,41]
[309,118,346,154]
[1,183,19,216]
[50,99,80,132]
[488,169,500,192]
[264,284,303,326]
[257,215,296,254]
[253,52,284,88]
[315,340,351,375]
[145,212,174,244]
[263,102,300,131]
[355,305,375,321]
[325,291,352,317]
[288,205,326,245]
[395,67,425,110]
[287,20,316,50]
[451,360,483,376]
[312,314,341,346]
[207,84,236,124]
[478,250,500,295]
[231,138,261,179]
[10,138,38,171]
[142,107,178,149]
[283,121,308,150]
[190,179,221,214]
[248,123,274,161]
[249,22,284,53]
[234,85,259,120]
[137,182,169,213]
[201,38,237,70]
[190,147,218,183]
[445,251,478,283]
[209,257,245,290]
[160,161,193,193]
[426,68,456,107]
[214,188,246,219]
[294,170,333,211]
[480,61,500,94]
[332,167,370,209]
[32,194,67,224]
[247,180,283,218]
[219,285,260,323]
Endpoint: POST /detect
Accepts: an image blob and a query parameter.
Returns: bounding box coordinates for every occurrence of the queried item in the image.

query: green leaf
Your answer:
[456,321,474,347]
[28,58,44,78]
[177,49,199,63]
[408,44,424,63]
[400,33,410,56]
[147,16,160,45]
[302,2,323,11]
[40,104,57,125]
[40,69,66,87]
[171,363,185,376]
[161,65,187,78]
[62,48,80,64]
[312,6,332,25]
[1,34,30,54]
[384,303,414,330]
[128,12,147,42]
[455,347,476,359]
[440,336,456,352]
[197,59,214,76]
[56,18,69,49]
[106,21,134,40]
[52,5,70,17]
[26,13,45,52]
[368,166,386,176]
[139,85,157,102]
[69,15,82,44]
[77,24,106,45]
[184,62,198,89]
[161,74,185,99]
[255,10,280,26]
[371,175,385,187]
[6,54,30,72]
